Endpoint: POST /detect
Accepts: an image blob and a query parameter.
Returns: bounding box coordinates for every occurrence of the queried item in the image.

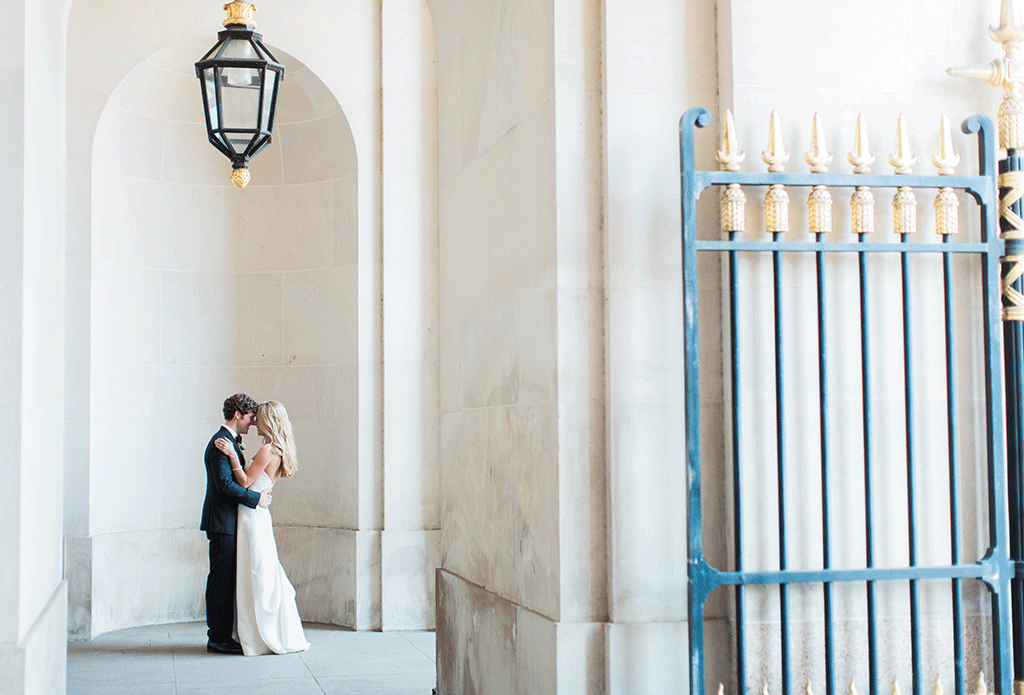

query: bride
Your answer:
[215,400,310,656]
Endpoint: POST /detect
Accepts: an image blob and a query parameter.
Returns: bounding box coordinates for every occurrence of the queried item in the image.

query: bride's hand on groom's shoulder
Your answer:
[214,437,235,460]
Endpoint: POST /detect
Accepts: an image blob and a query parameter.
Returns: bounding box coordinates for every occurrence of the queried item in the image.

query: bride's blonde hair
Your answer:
[257,400,298,478]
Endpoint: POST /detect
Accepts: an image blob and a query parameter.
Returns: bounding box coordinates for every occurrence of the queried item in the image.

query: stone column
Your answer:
[0,1,69,693]
[432,0,606,691]
[381,0,442,631]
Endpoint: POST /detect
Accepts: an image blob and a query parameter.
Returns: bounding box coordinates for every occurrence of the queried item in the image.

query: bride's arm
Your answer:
[214,439,273,488]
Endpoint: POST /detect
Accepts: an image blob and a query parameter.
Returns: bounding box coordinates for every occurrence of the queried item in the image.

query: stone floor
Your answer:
[67,621,437,694]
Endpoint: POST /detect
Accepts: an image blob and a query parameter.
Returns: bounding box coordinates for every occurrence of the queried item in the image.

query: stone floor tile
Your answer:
[67,648,175,688]
[397,631,436,660]
[318,671,437,695]
[175,676,327,695]
[173,647,314,684]
[299,639,435,678]
[67,683,178,695]
[68,622,439,694]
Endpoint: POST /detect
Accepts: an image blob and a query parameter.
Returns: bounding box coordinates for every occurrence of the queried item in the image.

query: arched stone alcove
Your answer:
[70,39,360,637]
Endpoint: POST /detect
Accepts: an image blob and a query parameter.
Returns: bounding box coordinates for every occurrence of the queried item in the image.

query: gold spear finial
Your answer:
[763,682,771,695]
[806,682,815,695]
[717,109,746,171]
[948,0,1024,148]
[933,115,961,174]
[849,681,859,695]
[972,672,987,695]
[807,115,834,233]
[762,110,790,172]
[893,679,903,695]
[849,114,875,173]
[934,675,944,695]
[718,684,726,695]
[890,114,917,174]
[805,113,833,172]
[992,0,1024,45]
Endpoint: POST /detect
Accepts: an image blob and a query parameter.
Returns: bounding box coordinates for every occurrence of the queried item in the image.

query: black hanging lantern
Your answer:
[195,2,284,188]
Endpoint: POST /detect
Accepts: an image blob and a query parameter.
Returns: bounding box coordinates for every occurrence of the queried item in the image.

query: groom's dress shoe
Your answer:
[207,640,243,654]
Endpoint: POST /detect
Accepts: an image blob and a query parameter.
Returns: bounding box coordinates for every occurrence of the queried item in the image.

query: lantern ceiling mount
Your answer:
[195,2,284,188]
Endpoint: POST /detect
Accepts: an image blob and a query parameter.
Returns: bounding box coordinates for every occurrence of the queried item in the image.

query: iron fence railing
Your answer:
[681,107,1010,695]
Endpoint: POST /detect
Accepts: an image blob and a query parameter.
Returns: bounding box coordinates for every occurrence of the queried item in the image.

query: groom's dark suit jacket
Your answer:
[200,426,261,535]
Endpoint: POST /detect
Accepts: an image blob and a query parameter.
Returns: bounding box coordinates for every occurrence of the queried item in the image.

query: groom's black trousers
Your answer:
[206,532,236,643]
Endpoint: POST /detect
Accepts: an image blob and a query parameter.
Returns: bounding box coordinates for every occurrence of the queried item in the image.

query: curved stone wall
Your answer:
[78,42,359,635]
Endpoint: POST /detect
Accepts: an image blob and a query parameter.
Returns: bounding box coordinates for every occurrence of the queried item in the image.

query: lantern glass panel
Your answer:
[220,36,257,61]
[220,68,262,136]
[202,67,219,128]
[259,70,277,131]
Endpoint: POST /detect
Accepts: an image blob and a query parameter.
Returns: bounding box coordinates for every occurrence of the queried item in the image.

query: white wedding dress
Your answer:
[235,472,310,656]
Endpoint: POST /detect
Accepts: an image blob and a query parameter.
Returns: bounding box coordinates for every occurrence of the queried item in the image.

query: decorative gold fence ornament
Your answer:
[762,110,790,233]
[948,0,1024,150]
[849,113,876,234]
[805,113,833,234]
[951,0,1024,323]
[890,114,918,235]
[717,109,746,234]
[973,672,989,695]
[933,115,961,235]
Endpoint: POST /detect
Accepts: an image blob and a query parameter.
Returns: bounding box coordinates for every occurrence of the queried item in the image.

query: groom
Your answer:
[200,393,271,655]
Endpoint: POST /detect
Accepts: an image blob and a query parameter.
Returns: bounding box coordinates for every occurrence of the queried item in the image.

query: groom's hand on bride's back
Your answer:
[258,489,272,508]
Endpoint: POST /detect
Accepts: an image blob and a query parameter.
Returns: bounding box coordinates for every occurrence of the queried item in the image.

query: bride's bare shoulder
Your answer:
[257,442,280,460]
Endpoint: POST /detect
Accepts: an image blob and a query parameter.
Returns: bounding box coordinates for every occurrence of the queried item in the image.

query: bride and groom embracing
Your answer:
[200,393,311,656]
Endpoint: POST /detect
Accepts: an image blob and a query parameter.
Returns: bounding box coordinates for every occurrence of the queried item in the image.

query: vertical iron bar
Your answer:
[964,114,1012,695]
[859,237,879,695]
[774,236,791,695]
[731,242,747,695]
[681,108,712,695]
[1000,148,1024,690]
[942,234,966,695]
[900,237,922,695]
[816,237,835,695]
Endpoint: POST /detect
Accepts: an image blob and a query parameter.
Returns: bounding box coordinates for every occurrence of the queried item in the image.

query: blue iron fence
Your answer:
[681,107,1010,695]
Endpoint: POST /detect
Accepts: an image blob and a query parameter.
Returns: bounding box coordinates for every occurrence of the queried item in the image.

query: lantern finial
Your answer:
[231,167,251,189]
[223,1,257,29]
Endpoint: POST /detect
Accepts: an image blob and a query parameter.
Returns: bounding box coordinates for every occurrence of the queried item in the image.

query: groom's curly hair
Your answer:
[223,393,259,421]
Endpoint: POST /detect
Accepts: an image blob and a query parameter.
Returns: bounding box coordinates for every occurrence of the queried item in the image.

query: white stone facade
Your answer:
[0,0,1009,693]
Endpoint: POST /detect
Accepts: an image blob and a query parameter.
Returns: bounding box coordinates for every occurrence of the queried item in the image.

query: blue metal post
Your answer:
[899,233,922,695]
[858,236,879,695]
[731,242,747,695]
[942,233,966,695]
[816,237,836,695]
[682,106,713,695]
